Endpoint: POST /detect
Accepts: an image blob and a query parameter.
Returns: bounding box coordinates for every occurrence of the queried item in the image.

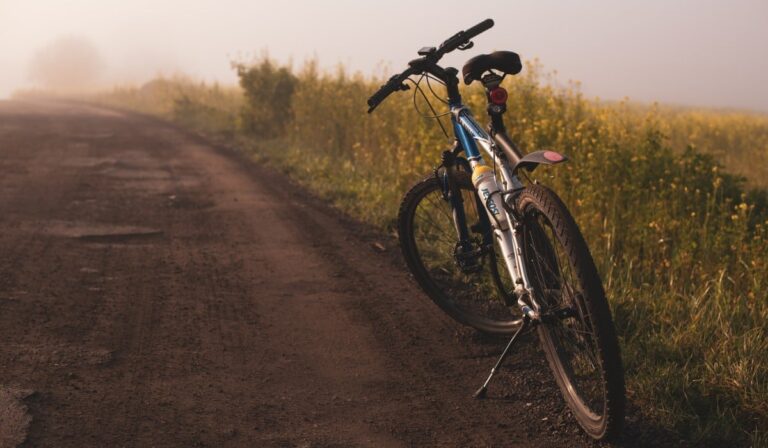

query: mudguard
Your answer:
[512,150,568,173]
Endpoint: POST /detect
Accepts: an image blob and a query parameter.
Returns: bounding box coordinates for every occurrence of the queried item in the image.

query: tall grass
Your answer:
[95,76,243,136]
[93,58,768,446]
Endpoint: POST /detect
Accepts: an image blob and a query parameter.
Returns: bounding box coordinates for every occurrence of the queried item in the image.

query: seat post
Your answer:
[488,105,506,134]
[481,73,507,134]
[479,73,524,165]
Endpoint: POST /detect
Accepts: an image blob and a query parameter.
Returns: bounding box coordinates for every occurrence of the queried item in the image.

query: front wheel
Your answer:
[398,171,522,334]
[517,185,625,441]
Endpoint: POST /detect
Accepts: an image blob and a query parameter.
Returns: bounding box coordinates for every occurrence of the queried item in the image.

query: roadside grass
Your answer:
[88,58,768,446]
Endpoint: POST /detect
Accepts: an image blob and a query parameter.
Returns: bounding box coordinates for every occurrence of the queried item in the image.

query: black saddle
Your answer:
[462,51,522,85]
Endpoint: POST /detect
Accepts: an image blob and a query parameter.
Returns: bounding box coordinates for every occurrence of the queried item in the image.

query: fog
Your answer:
[1,0,767,111]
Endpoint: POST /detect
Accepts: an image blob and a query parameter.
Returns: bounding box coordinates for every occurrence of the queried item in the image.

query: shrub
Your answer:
[233,59,297,137]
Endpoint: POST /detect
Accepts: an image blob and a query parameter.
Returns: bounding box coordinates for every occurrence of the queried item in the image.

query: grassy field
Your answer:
[88,58,768,446]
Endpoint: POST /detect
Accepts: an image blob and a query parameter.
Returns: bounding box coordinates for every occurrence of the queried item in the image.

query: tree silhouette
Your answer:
[28,36,104,92]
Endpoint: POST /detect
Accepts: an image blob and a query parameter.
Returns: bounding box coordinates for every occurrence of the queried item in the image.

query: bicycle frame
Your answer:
[368,43,551,320]
[449,103,542,320]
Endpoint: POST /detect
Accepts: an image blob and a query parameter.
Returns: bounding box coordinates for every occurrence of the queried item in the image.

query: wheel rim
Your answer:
[523,210,606,422]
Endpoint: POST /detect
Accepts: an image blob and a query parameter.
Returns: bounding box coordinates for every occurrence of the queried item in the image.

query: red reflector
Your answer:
[489,87,508,105]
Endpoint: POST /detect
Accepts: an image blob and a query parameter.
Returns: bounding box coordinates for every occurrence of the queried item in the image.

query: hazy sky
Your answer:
[1,0,767,111]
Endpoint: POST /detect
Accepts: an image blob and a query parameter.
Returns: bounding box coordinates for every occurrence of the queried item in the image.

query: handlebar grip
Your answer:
[438,19,495,55]
[464,18,494,40]
[367,85,393,113]
[367,72,412,113]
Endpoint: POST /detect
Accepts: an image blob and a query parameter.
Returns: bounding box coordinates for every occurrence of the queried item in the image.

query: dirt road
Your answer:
[0,101,670,447]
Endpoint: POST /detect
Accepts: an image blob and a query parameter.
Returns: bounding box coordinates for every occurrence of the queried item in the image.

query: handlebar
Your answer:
[367,18,494,113]
[438,18,494,57]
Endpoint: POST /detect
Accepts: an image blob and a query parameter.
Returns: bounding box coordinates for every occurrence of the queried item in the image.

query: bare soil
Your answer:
[0,100,679,447]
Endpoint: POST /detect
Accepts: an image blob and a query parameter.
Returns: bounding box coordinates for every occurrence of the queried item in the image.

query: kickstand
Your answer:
[474,316,530,399]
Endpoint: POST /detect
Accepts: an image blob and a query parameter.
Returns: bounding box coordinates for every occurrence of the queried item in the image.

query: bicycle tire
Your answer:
[398,171,521,334]
[517,184,625,441]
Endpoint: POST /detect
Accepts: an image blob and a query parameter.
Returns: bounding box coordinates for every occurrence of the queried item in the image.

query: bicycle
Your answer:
[367,19,625,441]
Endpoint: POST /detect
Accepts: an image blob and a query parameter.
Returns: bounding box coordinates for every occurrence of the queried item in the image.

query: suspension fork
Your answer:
[438,149,473,250]
[438,149,495,245]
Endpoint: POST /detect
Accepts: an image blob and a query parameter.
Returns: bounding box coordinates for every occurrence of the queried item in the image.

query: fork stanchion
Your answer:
[474,315,531,399]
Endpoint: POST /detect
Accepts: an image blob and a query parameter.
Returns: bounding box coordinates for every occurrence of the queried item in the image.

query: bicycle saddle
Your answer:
[462,51,522,85]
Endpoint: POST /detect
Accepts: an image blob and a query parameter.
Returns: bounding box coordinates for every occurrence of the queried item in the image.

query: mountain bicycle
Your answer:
[367,19,625,441]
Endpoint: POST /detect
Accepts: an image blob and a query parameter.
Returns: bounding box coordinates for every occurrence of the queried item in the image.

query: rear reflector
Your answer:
[489,87,508,105]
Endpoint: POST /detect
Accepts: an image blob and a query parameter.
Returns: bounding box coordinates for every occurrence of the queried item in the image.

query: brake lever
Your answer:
[387,74,411,92]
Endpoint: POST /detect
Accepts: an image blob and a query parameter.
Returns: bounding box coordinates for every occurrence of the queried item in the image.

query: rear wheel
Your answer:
[517,185,625,441]
[398,171,521,334]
